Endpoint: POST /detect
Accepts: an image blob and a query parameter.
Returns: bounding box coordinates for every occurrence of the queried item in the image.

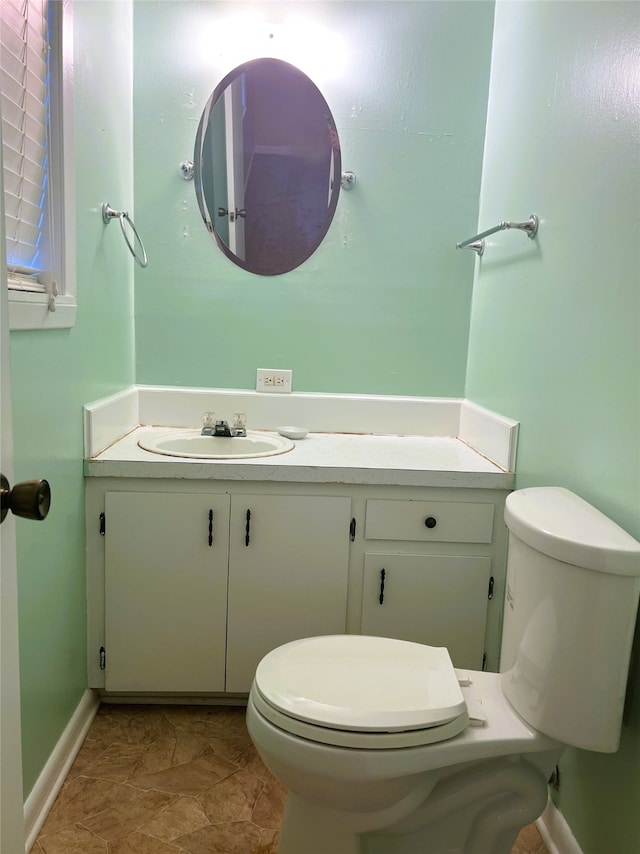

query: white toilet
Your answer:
[247,487,640,854]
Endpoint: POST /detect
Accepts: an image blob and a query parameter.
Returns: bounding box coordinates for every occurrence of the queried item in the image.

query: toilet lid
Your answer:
[254,635,466,733]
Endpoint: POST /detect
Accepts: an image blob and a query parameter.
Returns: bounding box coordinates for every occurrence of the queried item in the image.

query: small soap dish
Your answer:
[277,426,309,440]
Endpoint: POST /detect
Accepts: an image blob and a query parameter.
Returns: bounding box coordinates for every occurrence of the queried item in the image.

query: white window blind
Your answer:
[0,0,74,330]
[0,0,51,290]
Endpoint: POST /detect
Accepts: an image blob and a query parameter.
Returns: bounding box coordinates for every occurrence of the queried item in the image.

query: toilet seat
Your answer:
[253,635,470,749]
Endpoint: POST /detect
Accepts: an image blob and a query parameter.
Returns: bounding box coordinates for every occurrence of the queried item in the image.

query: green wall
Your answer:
[465,2,640,851]
[132,1,494,396]
[9,1,135,797]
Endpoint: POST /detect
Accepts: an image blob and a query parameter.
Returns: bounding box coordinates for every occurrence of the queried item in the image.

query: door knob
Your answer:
[0,473,51,523]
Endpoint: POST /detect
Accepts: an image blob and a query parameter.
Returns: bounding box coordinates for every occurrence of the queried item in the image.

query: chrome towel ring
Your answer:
[102,203,148,268]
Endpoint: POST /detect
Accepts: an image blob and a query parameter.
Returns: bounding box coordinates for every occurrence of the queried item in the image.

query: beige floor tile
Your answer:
[130,747,238,796]
[132,731,210,778]
[35,704,549,854]
[251,779,287,831]
[38,825,108,853]
[174,820,277,854]
[38,776,121,836]
[138,795,211,842]
[89,705,174,746]
[257,830,280,854]
[107,831,185,853]
[80,742,148,783]
[79,784,173,842]
[201,768,264,823]
[512,822,549,854]
[229,743,273,783]
[204,730,255,764]
[64,738,111,783]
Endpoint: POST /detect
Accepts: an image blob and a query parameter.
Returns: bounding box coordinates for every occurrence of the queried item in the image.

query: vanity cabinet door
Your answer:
[360,553,492,670]
[226,494,352,693]
[104,492,230,692]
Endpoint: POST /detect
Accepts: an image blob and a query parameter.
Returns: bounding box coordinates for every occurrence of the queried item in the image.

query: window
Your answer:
[0,0,75,329]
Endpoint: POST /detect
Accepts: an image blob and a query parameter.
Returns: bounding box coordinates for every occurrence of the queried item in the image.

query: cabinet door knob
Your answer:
[1,473,51,523]
[424,516,437,529]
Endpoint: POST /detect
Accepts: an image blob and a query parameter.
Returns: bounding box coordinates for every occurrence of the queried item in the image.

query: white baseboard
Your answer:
[23,688,100,852]
[537,798,584,854]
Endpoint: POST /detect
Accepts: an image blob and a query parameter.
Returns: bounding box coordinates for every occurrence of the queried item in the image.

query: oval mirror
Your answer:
[194,58,342,276]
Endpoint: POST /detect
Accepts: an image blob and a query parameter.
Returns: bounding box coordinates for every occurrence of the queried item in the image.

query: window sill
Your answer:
[8,291,76,330]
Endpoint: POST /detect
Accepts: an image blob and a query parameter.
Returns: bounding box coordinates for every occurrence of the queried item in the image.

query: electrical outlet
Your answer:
[256,368,292,393]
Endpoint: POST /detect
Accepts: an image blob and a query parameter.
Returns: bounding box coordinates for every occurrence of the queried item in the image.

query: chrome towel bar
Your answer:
[457,214,539,256]
[102,203,148,268]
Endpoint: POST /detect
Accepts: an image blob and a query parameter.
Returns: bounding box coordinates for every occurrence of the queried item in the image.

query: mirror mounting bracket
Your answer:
[341,170,357,190]
[180,160,194,181]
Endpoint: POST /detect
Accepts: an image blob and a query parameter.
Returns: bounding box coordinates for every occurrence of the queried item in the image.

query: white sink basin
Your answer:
[138,429,295,460]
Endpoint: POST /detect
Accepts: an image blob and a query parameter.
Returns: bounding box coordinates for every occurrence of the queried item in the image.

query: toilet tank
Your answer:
[499,487,640,752]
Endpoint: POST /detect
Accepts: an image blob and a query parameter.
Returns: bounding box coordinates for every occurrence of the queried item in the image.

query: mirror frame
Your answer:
[194,57,342,276]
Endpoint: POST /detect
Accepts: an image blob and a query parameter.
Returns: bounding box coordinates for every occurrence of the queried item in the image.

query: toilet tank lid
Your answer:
[505,487,640,576]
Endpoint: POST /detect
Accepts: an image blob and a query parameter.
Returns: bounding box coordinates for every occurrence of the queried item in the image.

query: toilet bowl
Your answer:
[247,488,640,854]
[247,637,562,854]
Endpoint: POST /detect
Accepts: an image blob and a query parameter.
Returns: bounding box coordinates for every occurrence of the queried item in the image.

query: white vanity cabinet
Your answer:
[88,481,352,695]
[86,477,510,697]
[359,499,498,670]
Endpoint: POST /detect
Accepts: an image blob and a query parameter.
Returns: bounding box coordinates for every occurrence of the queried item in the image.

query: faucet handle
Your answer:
[202,411,216,433]
[232,412,246,430]
[232,413,247,435]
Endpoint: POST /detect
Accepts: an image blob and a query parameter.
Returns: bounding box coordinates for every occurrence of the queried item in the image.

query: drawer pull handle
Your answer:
[424,516,437,529]
[379,568,386,604]
[245,509,251,546]
[208,509,214,547]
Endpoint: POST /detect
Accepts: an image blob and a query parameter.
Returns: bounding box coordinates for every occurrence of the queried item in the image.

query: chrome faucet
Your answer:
[201,412,246,437]
[214,420,232,437]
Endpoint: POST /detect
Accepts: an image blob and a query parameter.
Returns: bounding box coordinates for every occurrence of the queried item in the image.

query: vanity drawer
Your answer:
[364,499,494,543]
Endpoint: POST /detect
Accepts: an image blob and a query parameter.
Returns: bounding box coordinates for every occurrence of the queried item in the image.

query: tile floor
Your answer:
[32,704,549,854]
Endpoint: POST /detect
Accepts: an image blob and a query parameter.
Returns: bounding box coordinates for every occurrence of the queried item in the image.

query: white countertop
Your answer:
[85,426,514,489]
